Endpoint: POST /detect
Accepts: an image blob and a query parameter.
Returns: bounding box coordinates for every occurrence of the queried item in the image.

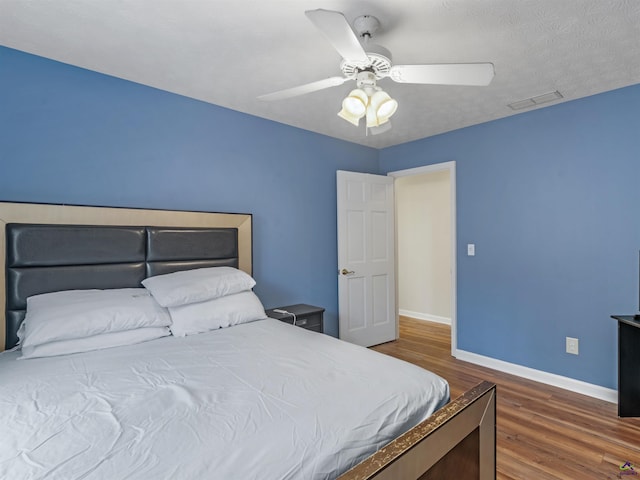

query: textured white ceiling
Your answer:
[1,0,639,149]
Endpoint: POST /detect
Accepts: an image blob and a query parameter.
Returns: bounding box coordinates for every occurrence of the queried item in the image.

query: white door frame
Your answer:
[387,161,457,355]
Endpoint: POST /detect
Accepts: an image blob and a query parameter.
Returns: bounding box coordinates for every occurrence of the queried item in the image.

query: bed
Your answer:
[0,202,496,480]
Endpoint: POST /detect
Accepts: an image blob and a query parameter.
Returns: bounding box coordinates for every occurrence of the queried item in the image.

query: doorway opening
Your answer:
[388,162,457,354]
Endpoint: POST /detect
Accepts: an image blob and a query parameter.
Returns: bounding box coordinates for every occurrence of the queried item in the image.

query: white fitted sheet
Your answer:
[0,319,449,480]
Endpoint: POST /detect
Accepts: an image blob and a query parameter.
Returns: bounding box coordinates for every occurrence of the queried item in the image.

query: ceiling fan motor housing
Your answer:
[353,15,380,38]
[340,15,392,80]
[356,71,377,93]
[341,50,392,80]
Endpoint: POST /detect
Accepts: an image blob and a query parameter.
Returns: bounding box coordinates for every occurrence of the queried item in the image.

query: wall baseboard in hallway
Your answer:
[399,310,451,325]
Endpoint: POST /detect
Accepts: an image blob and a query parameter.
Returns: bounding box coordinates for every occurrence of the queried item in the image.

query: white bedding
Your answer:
[0,319,449,480]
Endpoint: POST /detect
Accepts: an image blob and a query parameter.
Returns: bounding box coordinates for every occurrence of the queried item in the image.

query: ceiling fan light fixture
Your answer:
[378,99,398,121]
[338,108,362,126]
[338,89,368,125]
[370,91,398,120]
[339,85,398,130]
[368,121,392,136]
[367,104,389,128]
[342,89,368,116]
[365,103,379,128]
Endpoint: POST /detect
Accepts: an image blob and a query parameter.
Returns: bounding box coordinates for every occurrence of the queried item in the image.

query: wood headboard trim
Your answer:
[0,202,252,350]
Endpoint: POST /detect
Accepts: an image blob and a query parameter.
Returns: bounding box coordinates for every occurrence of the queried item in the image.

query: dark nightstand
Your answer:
[612,315,640,417]
[266,304,325,333]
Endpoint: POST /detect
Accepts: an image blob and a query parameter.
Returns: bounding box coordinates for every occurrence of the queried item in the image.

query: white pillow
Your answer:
[20,326,170,359]
[142,266,256,307]
[168,290,267,336]
[22,288,171,348]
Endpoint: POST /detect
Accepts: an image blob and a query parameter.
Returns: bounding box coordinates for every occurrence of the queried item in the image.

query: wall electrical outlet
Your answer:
[566,337,579,355]
[467,244,475,256]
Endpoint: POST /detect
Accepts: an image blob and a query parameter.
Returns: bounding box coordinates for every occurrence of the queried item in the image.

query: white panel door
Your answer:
[337,170,396,347]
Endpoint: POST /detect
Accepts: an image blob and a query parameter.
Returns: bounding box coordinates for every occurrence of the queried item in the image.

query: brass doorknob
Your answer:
[340,268,355,275]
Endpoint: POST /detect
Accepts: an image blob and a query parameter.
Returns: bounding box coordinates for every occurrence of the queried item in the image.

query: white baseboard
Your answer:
[399,310,451,325]
[454,349,618,404]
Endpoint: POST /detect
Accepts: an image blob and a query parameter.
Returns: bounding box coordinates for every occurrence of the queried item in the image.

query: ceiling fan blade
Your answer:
[389,63,495,86]
[305,9,369,64]
[258,76,348,101]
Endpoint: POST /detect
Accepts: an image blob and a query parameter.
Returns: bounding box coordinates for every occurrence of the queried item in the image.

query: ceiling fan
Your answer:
[258,9,495,134]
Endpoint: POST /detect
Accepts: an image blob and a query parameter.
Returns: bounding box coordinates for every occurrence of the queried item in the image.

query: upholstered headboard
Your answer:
[0,202,252,351]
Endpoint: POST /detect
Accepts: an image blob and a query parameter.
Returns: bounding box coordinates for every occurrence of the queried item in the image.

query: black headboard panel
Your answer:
[146,227,238,277]
[5,223,239,349]
[7,224,146,266]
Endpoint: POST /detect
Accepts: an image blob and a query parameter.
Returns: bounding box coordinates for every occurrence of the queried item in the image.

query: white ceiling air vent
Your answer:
[508,91,564,111]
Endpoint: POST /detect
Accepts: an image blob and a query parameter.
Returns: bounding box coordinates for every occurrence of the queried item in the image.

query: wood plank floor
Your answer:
[372,317,640,479]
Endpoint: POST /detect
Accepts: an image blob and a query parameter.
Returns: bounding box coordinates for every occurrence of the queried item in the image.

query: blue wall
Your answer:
[0,46,379,337]
[3,45,640,389]
[380,84,640,389]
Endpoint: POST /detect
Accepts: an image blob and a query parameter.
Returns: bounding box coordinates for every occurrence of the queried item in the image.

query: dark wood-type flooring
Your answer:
[372,317,640,479]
